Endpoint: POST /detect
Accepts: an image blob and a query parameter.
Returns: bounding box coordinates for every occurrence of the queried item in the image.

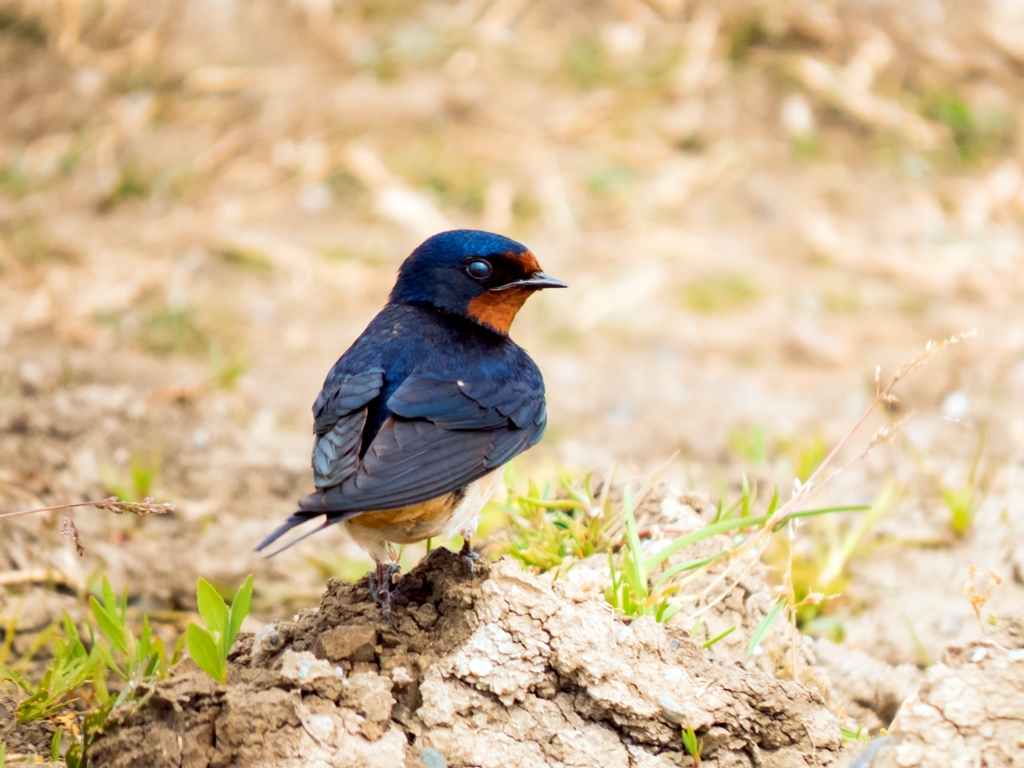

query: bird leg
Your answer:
[369,561,402,625]
[459,537,479,576]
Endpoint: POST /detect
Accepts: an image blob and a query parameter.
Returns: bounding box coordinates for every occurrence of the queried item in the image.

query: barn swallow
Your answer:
[256,229,565,619]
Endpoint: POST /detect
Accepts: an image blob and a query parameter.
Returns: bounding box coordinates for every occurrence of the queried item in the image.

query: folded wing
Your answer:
[300,372,545,513]
[257,370,545,553]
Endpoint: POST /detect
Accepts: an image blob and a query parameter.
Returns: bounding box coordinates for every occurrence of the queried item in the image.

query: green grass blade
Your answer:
[740,474,752,518]
[621,486,647,600]
[643,515,765,571]
[138,615,153,660]
[654,551,731,592]
[645,504,870,572]
[171,631,187,666]
[746,600,785,659]
[702,626,736,648]
[185,624,224,684]
[100,577,117,617]
[656,600,682,623]
[89,596,128,656]
[769,505,869,532]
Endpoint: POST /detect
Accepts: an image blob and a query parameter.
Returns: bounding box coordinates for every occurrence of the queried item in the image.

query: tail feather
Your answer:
[255,508,356,558]
[254,512,313,553]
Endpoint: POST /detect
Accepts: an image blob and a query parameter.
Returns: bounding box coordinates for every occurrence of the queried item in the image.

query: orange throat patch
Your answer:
[466,287,531,334]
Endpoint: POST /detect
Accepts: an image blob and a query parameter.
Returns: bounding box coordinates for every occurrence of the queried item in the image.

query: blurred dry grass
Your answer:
[0,0,1022,664]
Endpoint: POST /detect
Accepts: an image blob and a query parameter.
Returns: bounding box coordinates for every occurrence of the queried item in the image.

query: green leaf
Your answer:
[186,624,224,683]
[681,724,702,764]
[51,726,63,762]
[62,613,79,644]
[89,596,128,655]
[746,600,785,660]
[145,636,165,678]
[841,726,871,743]
[91,662,111,705]
[91,641,125,681]
[196,578,229,642]
[1,741,6,766]
[227,575,254,653]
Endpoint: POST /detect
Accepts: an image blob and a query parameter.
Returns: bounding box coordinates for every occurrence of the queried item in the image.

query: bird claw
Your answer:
[369,562,402,627]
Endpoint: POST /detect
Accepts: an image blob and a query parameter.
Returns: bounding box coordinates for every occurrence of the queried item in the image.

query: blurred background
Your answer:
[1,0,1023,664]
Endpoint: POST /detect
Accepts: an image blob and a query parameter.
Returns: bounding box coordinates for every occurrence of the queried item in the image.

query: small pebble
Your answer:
[192,428,210,448]
[419,747,447,768]
[658,695,682,715]
[469,658,494,677]
[971,647,987,663]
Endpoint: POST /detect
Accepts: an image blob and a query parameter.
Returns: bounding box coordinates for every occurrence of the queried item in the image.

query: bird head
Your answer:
[389,230,567,335]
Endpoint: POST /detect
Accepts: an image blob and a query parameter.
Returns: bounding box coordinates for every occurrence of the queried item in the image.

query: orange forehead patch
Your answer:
[467,287,531,335]
[512,250,541,273]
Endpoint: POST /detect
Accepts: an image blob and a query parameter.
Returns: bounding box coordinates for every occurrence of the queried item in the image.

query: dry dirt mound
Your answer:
[862,619,1024,768]
[88,550,843,768]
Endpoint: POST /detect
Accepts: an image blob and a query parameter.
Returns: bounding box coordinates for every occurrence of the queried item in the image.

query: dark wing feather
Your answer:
[313,369,384,435]
[310,369,384,489]
[385,375,507,429]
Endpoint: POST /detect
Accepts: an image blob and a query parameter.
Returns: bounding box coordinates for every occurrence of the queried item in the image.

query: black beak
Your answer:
[494,271,569,291]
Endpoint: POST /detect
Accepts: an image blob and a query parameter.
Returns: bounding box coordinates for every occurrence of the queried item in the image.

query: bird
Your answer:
[256,229,566,619]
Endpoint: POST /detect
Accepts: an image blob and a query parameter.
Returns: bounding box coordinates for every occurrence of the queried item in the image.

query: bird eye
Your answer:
[466,259,493,280]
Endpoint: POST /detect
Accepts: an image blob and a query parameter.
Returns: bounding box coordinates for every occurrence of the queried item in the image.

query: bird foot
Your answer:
[459,538,480,577]
[369,562,402,627]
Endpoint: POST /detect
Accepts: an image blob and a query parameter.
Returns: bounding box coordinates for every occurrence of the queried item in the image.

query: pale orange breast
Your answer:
[343,470,503,550]
[347,493,458,530]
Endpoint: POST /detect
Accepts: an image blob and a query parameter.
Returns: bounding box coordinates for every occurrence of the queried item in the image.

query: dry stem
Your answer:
[0,496,175,556]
